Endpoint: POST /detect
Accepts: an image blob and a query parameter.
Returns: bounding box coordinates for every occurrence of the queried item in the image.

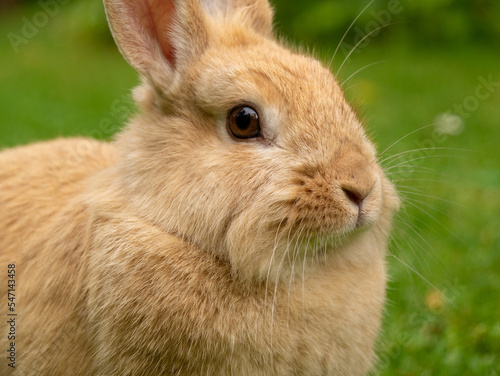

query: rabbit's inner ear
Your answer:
[105,0,209,84]
[105,0,175,70]
[146,0,176,64]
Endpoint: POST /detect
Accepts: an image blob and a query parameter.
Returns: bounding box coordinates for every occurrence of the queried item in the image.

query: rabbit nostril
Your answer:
[342,187,367,206]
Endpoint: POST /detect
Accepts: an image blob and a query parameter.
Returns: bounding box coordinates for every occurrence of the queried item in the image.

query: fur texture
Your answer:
[0,0,399,375]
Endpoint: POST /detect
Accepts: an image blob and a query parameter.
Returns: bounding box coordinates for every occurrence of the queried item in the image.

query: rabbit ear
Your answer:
[104,0,274,87]
[104,0,209,86]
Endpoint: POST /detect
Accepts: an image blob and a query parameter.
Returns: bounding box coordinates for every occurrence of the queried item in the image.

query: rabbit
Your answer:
[0,0,399,375]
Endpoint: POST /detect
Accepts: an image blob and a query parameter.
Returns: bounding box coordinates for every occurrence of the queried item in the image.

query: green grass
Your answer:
[1,4,499,375]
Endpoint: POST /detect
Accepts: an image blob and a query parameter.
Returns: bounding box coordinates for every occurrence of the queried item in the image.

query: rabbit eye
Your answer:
[227,106,261,139]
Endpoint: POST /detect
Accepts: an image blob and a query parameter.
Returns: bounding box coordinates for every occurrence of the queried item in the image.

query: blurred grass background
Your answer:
[0,0,499,374]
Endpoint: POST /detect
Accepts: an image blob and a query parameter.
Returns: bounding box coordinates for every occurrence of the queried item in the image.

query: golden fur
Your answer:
[0,0,399,374]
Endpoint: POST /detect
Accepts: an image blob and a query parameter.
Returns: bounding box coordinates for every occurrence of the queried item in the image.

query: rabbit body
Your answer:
[0,138,387,375]
[0,0,399,375]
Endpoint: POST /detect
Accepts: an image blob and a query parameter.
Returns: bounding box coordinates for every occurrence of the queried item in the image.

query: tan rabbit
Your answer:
[0,0,399,375]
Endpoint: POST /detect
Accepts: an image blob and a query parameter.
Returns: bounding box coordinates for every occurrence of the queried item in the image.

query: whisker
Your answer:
[336,22,399,77]
[393,217,434,264]
[399,193,456,219]
[401,197,467,249]
[396,184,451,190]
[391,177,457,185]
[380,147,475,166]
[385,166,460,181]
[341,60,389,87]
[389,253,459,310]
[264,216,289,364]
[270,222,299,355]
[384,154,466,171]
[391,240,425,301]
[377,123,437,158]
[286,223,308,328]
[395,210,447,267]
[301,224,315,330]
[397,189,467,210]
[385,166,474,192]
[329,0,377,69]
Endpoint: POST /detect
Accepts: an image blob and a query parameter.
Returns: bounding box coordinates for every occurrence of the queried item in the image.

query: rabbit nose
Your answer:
[333,149,376,207]
[342,183,372,207]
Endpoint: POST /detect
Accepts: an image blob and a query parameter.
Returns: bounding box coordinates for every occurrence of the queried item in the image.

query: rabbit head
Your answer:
[105,0,399,283]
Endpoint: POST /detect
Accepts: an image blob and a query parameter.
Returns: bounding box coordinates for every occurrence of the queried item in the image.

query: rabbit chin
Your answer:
[224,224,387,285]
[224,211,392,285]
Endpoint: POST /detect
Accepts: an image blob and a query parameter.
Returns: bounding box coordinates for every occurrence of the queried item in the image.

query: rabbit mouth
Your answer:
[264,207,379,262]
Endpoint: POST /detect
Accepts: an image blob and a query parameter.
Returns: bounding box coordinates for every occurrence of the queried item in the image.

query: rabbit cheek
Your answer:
[291,183,354,235]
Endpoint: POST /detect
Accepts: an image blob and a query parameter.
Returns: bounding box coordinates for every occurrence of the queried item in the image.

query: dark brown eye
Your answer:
[227,106,261,139]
